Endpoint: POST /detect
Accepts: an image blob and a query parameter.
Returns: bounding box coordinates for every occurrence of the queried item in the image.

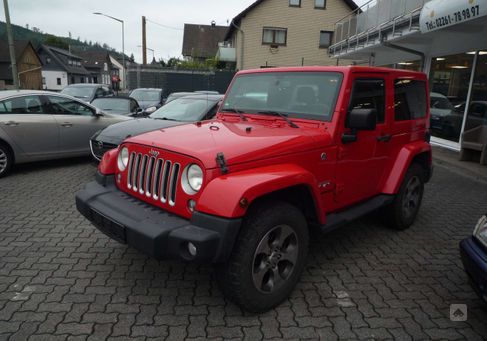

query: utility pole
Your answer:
[3,0,19,89]
[142,16,147,65]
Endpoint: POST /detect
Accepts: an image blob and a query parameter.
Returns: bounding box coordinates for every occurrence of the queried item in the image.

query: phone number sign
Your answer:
[420,0,487,33]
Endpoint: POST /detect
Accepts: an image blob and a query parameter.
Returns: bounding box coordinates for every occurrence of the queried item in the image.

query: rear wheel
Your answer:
[0,142,13,178]
[385,164,424,230]
[216,201,309,313]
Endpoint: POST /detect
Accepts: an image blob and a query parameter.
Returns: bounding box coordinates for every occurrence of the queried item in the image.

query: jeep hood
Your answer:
[125,120,332,169]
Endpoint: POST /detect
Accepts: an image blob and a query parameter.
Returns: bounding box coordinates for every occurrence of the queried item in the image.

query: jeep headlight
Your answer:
[117,147,129,171]
[473,215,487,248]
[182,164,203,194]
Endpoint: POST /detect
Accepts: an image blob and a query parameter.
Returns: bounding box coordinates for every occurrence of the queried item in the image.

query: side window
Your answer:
[95,88,104,98]
[0,96,44,114]
[47,96,94,116]
[130,100,138,112]
[394,79,427,121]
[348,79,385,124]
[205,103,219,119]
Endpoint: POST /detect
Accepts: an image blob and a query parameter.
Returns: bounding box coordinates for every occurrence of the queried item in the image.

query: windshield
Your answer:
[91,98,129,112]
[150,97,217,121]
[61,87,95,99]
[221,72,343,121]
[130,89,161,101]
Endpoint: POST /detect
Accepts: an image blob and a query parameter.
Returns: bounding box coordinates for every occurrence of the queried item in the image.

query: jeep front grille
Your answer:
[126,152,180,206]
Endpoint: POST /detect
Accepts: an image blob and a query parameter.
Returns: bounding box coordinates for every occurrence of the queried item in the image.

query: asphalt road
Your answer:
[0,158,486,340]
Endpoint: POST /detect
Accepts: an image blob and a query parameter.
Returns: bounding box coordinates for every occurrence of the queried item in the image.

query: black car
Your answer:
[91,97,144,117]
[129,88,164,113]
[90,94,223,160]
[61,84,114,103]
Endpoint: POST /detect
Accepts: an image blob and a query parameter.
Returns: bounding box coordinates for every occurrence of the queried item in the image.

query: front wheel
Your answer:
[0,142,13,178]
[385,164,424,230]
[216,201,309,313]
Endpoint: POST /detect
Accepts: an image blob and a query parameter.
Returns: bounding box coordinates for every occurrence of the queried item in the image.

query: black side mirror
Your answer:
[349,108,377,130]
[342,108,377,144]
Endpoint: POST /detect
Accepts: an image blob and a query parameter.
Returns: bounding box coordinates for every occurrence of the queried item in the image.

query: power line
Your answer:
[145,18,183,31]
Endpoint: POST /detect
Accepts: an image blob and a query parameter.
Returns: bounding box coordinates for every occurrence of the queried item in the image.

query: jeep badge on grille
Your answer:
[149,149,159,157]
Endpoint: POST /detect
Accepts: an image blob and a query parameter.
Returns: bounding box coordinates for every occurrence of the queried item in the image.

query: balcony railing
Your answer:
[330,0,428,56]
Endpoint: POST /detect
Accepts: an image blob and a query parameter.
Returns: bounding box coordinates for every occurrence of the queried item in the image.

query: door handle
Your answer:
[61,122,73,128]
[4,121,19,126]
[376,134,391,142]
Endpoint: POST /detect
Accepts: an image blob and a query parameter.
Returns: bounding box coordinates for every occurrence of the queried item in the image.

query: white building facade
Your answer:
[42,70,68,91]
[329,0,487,151]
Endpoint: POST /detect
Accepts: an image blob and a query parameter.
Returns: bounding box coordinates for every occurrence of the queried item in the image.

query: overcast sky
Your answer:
[1,0,367,63]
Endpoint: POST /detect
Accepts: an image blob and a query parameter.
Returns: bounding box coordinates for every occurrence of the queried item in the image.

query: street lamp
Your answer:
[93,12,125,90]
[137,45,155,61]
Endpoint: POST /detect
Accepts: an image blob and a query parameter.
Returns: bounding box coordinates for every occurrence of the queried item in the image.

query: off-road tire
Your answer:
[385,164,424,230]
[0,142,13,178]
[216,201,309,313]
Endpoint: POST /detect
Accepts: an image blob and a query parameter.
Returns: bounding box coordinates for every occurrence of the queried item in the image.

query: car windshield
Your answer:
[130,89,161,101]
[91,98,129,112]
[61,87,95,99]
[221,72,343,121]
[150,97,216,121]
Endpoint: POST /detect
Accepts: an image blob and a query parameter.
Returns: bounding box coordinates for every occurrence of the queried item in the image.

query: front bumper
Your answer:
[75,174,241,262]
[460,237,487,303]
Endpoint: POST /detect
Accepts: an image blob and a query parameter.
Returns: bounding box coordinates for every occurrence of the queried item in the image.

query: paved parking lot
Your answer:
[0,158,486,340]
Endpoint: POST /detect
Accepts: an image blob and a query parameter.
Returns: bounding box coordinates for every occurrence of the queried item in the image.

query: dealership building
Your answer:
[329,0,487,151]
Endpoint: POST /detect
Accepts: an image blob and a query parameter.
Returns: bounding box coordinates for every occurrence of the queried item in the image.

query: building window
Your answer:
[315,0,326,8]
[46,57,51,64]
[70,76,75,84]
[56,78,61,86]
[319,31,333,48]
[80,77,85,83]
[289,0,300,7]
[262,27,287,46]
[42,77,46,85]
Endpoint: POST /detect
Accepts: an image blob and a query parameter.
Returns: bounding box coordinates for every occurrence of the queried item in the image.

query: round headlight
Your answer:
[182,164,203,194]
[117,147,129,171]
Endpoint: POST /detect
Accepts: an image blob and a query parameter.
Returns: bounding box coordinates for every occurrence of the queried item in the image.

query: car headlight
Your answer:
[145,106,157,114]
[181,164,203,194]
[474,215,487,248]
[117,147,129,171]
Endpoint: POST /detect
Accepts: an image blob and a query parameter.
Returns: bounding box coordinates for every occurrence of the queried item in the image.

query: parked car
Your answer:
[61,84,114,103]
[90,94,223,160]
[0,90,131,177]
[460,214,487,303]
[129,88,164,113]
[76,66,432,312]
[91,97,144,117]
[430,92,458,136]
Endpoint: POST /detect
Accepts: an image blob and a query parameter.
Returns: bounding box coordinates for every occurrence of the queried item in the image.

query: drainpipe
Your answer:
[231,21,244,70]
[383,42,425,71]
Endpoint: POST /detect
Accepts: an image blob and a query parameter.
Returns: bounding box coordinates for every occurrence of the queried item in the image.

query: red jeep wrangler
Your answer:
[76,66,432,312]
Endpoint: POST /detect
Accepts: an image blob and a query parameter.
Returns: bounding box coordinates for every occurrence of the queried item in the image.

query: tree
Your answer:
[44,35,69,50]
[129,53,135,63]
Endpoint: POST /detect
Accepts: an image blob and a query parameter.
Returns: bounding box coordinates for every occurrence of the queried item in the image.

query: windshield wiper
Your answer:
[220,108,247,121]
[256,111,299,128]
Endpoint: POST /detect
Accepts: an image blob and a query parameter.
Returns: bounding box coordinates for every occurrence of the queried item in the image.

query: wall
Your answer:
[42,70,67,91]
[235,0,354,69]
[126,65,235,96]
[18,46,42,90]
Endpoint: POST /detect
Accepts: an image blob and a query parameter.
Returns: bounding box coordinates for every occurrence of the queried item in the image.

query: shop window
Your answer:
[465,52,487,131]
[394,79,427,121]
[429,53,474,142]
[348,79,385,124]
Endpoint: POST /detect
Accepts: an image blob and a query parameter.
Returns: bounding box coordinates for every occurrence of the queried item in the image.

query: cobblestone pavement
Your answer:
[0,158,486,340]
